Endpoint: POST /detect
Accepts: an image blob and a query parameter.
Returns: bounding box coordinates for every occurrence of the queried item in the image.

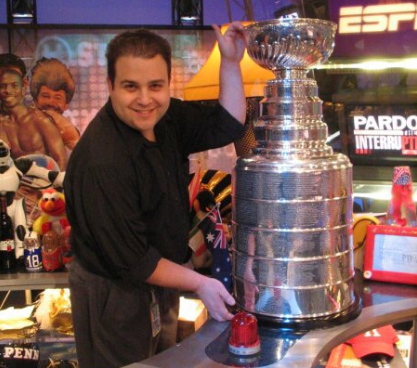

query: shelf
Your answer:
[0,271,69,291]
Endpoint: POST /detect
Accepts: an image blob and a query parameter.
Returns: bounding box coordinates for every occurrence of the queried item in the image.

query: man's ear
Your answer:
[22,77,29,93]
[107,77,113,93]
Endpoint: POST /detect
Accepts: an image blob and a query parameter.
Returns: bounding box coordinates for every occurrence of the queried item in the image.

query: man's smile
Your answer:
[132,108,154,116]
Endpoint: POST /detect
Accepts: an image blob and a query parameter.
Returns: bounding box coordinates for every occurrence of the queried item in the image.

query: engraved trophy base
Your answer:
[252,296,361,330]
[246,273,363,330]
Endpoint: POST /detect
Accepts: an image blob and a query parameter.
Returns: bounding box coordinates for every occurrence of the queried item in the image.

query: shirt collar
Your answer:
[104,99,168,156]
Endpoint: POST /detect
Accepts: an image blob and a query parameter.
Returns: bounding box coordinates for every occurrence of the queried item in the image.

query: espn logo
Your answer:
[339,3,417,33]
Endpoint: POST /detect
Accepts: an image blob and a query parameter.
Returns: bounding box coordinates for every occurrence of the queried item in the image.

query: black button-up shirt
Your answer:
[64,98,244,286]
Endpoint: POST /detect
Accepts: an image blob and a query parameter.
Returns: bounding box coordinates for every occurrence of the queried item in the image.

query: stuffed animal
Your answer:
[33,188,69,236]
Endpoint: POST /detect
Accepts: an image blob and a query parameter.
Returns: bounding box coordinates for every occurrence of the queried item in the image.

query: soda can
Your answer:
[23,231,43,272]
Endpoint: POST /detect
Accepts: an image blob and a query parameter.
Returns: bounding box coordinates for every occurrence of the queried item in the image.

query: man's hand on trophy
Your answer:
[212,22,246,64]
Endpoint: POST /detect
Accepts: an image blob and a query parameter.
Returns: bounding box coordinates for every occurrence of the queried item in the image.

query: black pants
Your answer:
[69,259,179,368]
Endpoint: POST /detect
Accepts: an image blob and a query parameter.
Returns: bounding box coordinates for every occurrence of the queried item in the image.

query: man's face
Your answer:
[36,86,68,114]
[0,72,25,109]
[107,55,170,141]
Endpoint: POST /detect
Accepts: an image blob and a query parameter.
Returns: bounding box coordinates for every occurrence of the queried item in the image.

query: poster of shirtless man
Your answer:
[0,68,67,170]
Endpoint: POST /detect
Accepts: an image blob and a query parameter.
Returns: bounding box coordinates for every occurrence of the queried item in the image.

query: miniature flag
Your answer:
[188,167,202,210]
[189,215,207,257]
[198,204,232,291]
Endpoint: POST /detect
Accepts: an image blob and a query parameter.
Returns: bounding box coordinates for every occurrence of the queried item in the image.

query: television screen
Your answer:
[339,104,417,181]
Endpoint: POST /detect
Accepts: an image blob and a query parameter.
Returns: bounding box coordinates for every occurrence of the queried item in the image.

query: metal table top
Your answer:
[123,281,417,368]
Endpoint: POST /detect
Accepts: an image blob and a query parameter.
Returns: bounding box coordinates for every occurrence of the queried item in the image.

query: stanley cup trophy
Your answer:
[232,18,361,328]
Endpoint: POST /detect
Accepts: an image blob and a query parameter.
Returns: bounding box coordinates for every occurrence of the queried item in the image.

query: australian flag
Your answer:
[197,204,232,291]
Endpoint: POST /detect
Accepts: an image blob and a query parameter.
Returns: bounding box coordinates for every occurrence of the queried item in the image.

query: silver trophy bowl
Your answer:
[244,18,337,71]
[232,19,360,328]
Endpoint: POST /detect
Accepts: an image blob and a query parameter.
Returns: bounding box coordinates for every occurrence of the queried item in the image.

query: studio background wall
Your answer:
[0,28,217,134]
[0,1,6,23]
[0,0,277,26]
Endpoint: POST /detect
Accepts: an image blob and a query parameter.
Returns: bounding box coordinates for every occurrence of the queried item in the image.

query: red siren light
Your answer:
[228,312,261,356]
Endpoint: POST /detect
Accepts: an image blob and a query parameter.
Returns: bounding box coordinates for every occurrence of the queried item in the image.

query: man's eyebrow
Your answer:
[148,79,166,84]
[120,79,138,84]
[120,79,166,84]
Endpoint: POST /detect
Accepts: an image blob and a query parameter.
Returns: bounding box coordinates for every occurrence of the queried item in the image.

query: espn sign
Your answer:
[339,3,417,34]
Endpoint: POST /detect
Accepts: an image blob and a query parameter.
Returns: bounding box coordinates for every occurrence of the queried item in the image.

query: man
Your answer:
[30,57,80,150]
[0,53,27,80]
[64,23,246,368]
[0,68,67,170]
[0,53,26,144]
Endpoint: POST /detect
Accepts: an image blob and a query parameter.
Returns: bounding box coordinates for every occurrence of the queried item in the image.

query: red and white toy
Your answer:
[33,188,69,236]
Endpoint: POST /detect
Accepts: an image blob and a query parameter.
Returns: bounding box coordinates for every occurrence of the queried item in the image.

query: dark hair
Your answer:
[106,29,171,86]
[0,53,26,77]
[0,68,24,82]
[195,190,216,213]
[30,57,75,103]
